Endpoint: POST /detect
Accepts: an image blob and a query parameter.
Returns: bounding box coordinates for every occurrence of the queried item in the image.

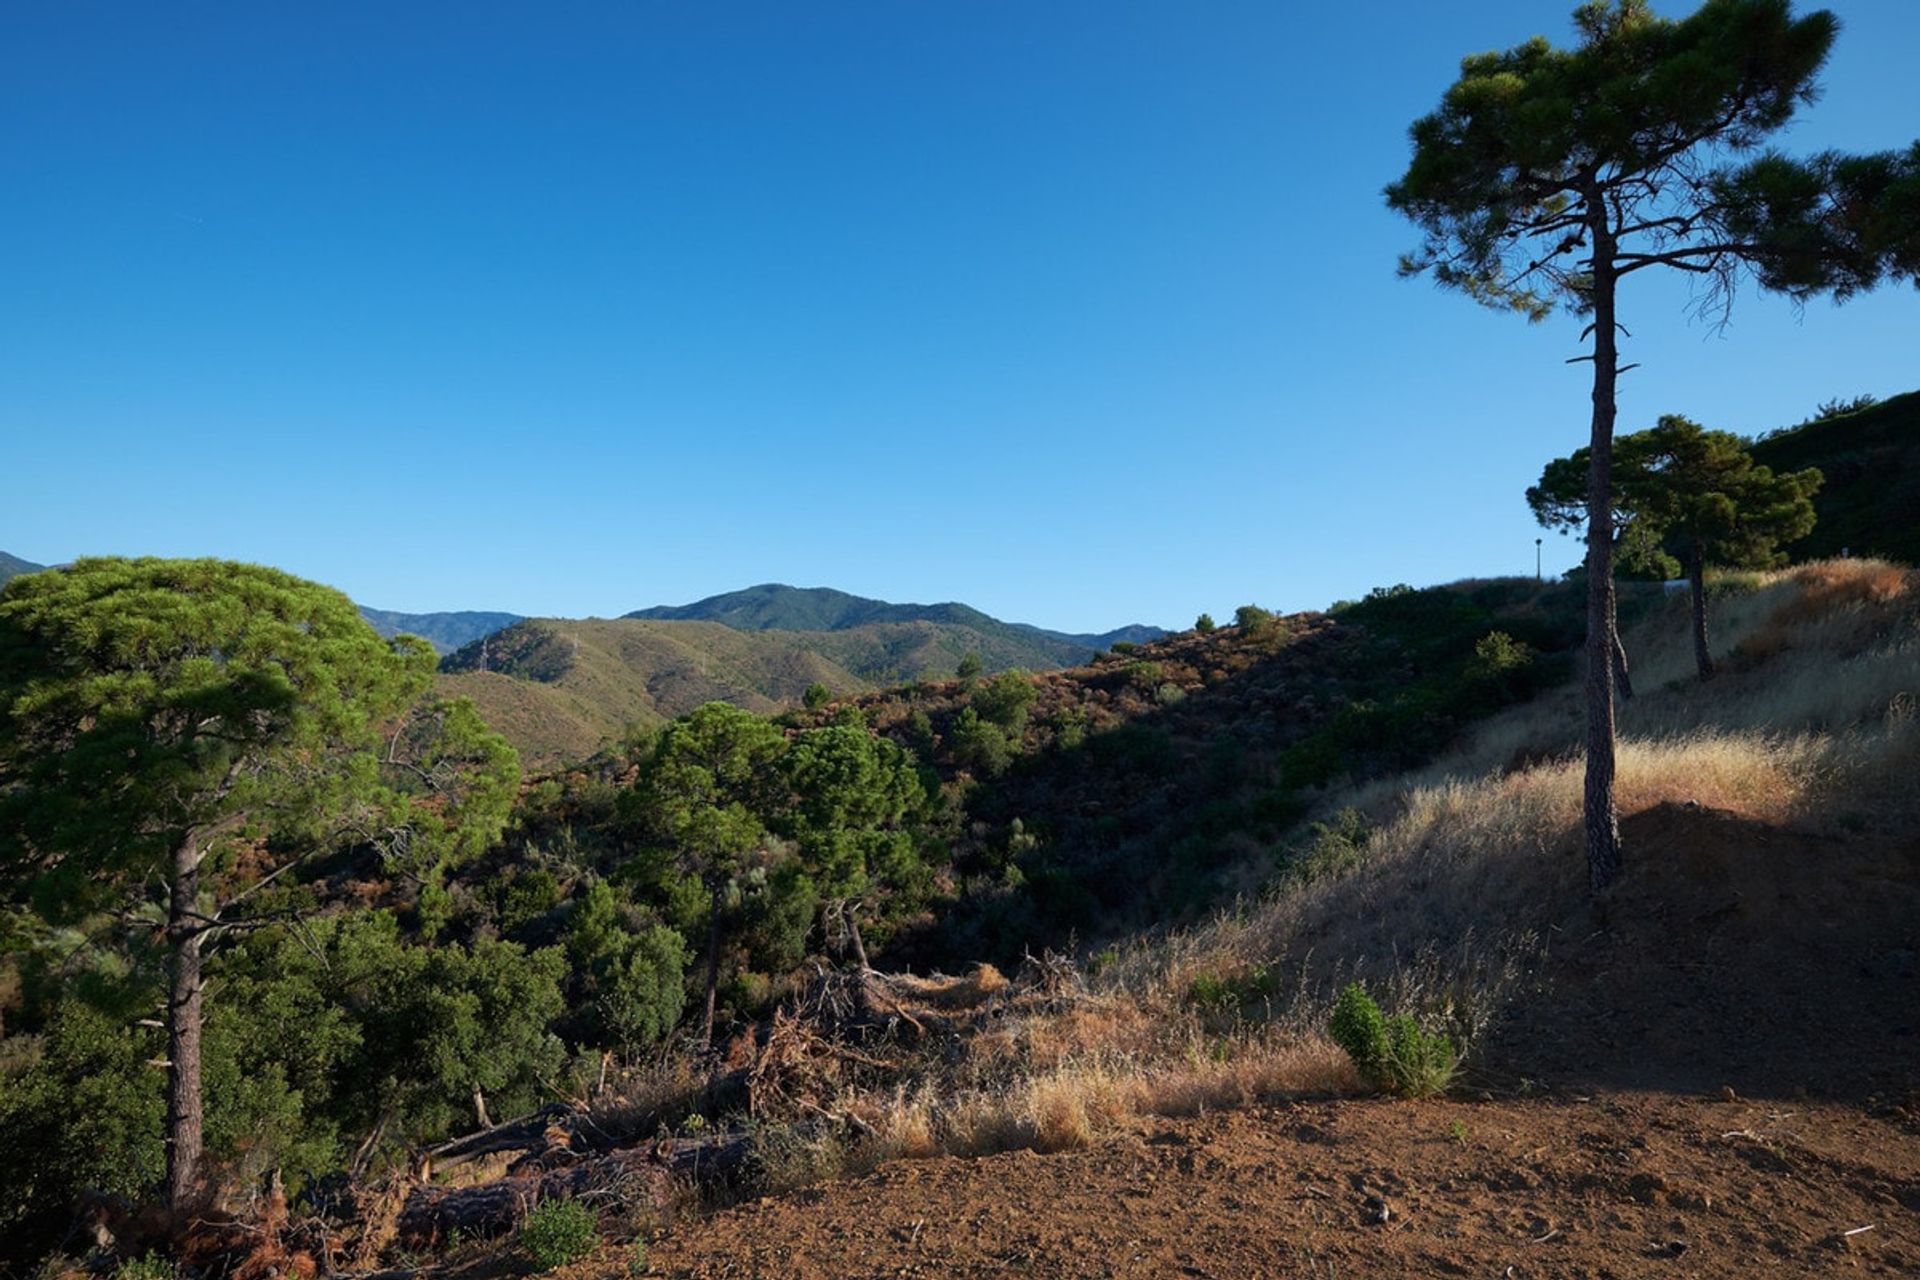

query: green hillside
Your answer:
[0,552,46,586]
[438,613,1096,762]
[627,583,1164,664]
[1751,389,1920,566]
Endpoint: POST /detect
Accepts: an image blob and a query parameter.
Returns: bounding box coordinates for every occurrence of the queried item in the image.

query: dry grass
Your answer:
[1121,558,1918,1059]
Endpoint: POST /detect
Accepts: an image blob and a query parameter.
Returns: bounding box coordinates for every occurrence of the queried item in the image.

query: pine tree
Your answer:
[1389,0,1918,888]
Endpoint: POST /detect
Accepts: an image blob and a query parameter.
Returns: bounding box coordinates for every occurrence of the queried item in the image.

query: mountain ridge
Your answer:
[627,583,1164,659]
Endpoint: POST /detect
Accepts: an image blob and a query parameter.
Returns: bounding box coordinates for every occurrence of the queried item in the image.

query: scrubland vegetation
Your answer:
[7,547,1910,1277]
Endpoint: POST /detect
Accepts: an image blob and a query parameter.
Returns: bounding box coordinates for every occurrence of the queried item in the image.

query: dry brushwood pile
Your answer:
[321,953,1099,1260]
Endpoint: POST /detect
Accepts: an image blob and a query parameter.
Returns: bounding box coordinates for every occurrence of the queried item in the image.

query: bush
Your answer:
[803,682,831,710]
[1234,604,1273,634]
[1328,983,1455,1098]
[1194,612,1216,633]
[521,1197,601,1271]
[115,1254,174,1280]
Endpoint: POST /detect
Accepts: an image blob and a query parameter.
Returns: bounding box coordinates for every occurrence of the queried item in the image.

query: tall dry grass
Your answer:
[1121,558,1918,1046]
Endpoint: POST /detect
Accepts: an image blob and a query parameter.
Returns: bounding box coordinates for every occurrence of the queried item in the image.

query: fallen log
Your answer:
[422,1103,576,1172]
[395,1131,754,1245]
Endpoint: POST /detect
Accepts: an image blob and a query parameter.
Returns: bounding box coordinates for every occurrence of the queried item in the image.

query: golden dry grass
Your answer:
[1115,558,1918,1045]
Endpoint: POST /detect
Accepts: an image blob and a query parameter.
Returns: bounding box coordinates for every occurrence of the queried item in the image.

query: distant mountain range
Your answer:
[358,607,525,655]
[626,584,1163,662]
[438,586,1167,763]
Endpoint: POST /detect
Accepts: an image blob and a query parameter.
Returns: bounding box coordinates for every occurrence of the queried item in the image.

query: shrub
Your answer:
[521,1197,601,1271]
[1281,808,1372,884]
[1194,612,1216,633]
[956,652,984,682]
[1234,604,1273,634]
[1328,983,1456,1098]
[974,669,1037,732]
[951,708,1015,777]
[115,1254,174,1280]
[803,682,831,710]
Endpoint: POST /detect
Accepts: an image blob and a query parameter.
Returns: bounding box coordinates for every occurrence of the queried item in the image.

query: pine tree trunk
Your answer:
[165,835,206,1215]
[1581,208,1624,892]
[701,888,722,1051]
[1689,541,1714,679]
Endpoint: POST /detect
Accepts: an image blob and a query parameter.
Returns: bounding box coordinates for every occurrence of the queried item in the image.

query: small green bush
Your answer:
[1329,983,1456,1098]
[1234,604,1273,634]
[115,1254,174,1280]
[1194,612,1216,633]
[521,1197,601,1271]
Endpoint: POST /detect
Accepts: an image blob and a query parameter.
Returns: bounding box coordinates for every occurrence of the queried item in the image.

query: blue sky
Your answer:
[4,1,1916,631]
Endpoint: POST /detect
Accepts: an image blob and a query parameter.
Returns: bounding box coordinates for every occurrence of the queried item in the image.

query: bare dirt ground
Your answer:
[555,806,1920,1280]
[606,1091,1918,1279]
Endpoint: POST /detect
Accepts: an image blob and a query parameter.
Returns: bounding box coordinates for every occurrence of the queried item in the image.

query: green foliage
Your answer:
[972,669,1037,734]
[1187,964,1281,1014]
[1386,0,1904,322]
[0,557,435,920]
[600,925,690,1048]
[1193,613,1216,634]
[498,867,563,935]
[114,1254,174,1280]
[1465,631,1537,699]
[1329,983,1456,1098]
[956,652,983,682]
[519,1197,601,1271]
[1814,393,1879,420]
[0,996,164,1258]
[1751,389,1920,565]
[1529,415,1823,578]
[802,681,831,710]
[1280,808,1373,885]
[950,707,1015,778]
[441,619,578,683]
[1233,604,1273,634]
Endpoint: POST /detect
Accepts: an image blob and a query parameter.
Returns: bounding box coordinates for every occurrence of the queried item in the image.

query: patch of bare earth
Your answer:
[582,1093,1918,1278]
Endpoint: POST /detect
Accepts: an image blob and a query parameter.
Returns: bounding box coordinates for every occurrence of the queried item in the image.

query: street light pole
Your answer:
[1535,537,1542,582]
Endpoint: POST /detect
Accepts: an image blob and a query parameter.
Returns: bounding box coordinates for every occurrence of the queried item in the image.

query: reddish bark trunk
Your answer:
[165,835,206,1215]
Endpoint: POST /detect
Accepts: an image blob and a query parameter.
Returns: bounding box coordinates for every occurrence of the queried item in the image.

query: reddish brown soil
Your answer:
[598,1092,1920,1279]
[564,805,1920,1279]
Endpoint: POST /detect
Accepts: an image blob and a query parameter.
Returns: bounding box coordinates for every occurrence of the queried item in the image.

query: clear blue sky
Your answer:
[4,2,1916,631]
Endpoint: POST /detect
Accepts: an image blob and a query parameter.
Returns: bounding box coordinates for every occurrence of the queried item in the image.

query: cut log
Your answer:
[395,1132,754,1245]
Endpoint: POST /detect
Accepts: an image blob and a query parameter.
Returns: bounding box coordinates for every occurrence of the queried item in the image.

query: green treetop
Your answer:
[621,701,789,1048]
[1531,415,1820,677]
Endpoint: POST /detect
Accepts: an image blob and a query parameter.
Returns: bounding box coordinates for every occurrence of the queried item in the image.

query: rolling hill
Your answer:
[1751,388,1920,566]
[437,611,1125,763]
[627,584,1164,663]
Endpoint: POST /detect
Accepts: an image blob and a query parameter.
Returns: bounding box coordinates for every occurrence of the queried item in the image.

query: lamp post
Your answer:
[1535,537,1542,582]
